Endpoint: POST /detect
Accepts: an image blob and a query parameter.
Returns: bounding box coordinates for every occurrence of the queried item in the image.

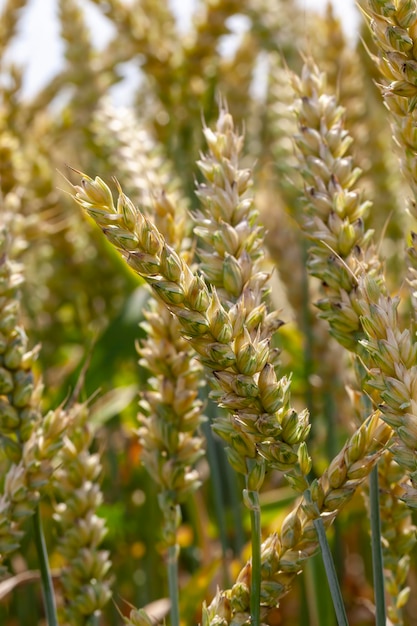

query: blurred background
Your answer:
[1,0,360,103]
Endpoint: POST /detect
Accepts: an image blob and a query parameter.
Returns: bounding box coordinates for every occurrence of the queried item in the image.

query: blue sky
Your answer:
[0,0,360,102]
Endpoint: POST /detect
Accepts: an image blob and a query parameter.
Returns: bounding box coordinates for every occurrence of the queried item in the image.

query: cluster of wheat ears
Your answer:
[3,0,417,625]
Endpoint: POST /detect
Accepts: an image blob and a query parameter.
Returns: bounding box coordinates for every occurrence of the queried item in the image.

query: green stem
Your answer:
[300,242,315,428]
[244,488,261,626]
[202,415,229,563]
[33,504,59,626]
[167,543,180,626]
[370,465,386,626]
[313,516,348,626]
[360,391,386,625]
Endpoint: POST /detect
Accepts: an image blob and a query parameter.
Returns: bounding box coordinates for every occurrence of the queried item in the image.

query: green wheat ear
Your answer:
[0,225,66,574]
[360,0,417,209]
[52,401,112,624]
